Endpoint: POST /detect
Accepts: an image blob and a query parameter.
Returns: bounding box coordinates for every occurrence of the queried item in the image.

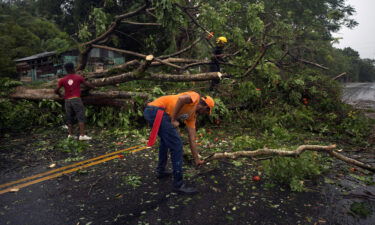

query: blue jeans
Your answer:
[144,106,183,188]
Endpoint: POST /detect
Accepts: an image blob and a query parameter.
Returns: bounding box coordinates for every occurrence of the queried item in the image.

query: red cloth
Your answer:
[147,109,164,147]
[57,74,85,99]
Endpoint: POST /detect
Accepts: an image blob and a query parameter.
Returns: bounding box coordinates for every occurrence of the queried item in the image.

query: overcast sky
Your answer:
[333,0,375,59]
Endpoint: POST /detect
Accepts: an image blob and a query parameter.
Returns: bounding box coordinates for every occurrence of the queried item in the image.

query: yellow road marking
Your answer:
[0,145,142,189]
[0,145,146,190]
[0,146,150,195]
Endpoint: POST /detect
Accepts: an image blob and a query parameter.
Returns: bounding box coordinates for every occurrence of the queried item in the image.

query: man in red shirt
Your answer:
[54,63,96,140]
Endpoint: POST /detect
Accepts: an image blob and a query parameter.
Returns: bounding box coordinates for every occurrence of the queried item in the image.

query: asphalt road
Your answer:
[343,82,375,109]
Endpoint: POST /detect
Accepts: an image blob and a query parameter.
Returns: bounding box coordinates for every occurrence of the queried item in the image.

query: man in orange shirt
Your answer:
[144,91,214,194]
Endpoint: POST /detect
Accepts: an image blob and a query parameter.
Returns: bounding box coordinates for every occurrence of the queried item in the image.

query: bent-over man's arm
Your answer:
[187,126,204,165]
[170,94,192,127]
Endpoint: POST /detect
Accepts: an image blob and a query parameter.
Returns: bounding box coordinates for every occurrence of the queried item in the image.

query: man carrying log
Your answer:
[54,63,96,140]
[144,91,215,194]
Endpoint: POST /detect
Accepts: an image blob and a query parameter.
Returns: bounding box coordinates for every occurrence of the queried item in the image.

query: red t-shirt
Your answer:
[57,74,85,99]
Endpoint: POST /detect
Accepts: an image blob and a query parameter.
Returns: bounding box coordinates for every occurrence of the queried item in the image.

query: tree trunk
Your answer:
[9,87,150,102]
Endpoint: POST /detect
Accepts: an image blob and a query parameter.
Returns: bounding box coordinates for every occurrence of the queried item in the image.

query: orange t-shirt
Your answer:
[148,91,200,128]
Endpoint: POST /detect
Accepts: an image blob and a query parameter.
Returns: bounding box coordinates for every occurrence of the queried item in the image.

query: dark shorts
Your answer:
[65,98,85,124]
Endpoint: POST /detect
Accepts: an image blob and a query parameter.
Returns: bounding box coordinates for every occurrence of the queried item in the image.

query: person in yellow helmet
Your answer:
[209,36,227,90]
[216,36,227,46]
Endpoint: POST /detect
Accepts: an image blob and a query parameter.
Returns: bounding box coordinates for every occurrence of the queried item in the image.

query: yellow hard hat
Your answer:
[216,36,227,44]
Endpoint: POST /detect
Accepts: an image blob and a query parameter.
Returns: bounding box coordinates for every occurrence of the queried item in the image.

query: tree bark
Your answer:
[85,57,207,78]
[147,72,228,81]
[332,72,347,80]
[92,44,183,69]
[9,70,225,101]
[9,87,149,101]
[89,71,228,86]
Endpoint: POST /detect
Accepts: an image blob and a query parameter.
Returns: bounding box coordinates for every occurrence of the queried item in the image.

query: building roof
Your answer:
[14,51,56,63]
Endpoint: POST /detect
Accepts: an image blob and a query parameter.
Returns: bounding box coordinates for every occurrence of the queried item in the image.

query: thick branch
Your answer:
[85,58,207,78]
[121,20,161,26]
[207,145,375,173]
[135,55,154,74]
[10,87,59,100]
[90,70,228,86]
[298,58,329,70]
[176,3,210,35]
[89,90,150,99]
[159,36,204,59]
[332,72,347,80]
[90,72,138,86]
[77,1,151,70]
[83,2,150,47]
[92,45,182,69]
[328,150,375,172]
[85,59,142,78]
[242,42,275,77]
[9,87,150,100]
[147,72,229,81]
[92,44,147,59]
[86,58,245,78]
[288,53,329,70]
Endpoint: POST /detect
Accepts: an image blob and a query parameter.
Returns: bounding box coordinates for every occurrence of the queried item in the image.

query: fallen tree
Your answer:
[9,70,228,103]
[9,86,150,107]
[7,0,343,103]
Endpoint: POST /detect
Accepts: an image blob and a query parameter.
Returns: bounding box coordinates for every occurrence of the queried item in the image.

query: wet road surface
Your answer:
[343,83,375,110]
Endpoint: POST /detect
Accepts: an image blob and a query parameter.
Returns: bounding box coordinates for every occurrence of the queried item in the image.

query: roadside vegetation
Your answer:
[1,70,374,192]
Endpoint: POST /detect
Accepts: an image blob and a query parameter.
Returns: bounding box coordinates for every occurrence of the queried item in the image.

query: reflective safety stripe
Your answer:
[147,109,164,146]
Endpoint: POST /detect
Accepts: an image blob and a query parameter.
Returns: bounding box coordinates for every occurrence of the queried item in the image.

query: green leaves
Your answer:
[262,151,327,192]
[233,136,264,151]
[0,98,64,132]
[154,0,187,32]
[0,4,73,78]
[123,175,142,188]
[78,7,110,41]
[56,138,89,154]
[246,3,265,34]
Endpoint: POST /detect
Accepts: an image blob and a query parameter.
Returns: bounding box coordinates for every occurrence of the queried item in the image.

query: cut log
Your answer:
[9,70,228,101]
[10,87,59,100]
[9,87,150,101]
[89,90,150,99]
[147,72,228,82]
[85,58,206,79]
[89,71,229,86]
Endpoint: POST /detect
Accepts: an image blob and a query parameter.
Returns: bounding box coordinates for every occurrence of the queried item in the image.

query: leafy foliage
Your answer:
[0,77,22,96]
[0,98,64,132]
[55,138,89,154]
[122,175,142,188]
[263,151,328,192]
[0,3,74,78]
